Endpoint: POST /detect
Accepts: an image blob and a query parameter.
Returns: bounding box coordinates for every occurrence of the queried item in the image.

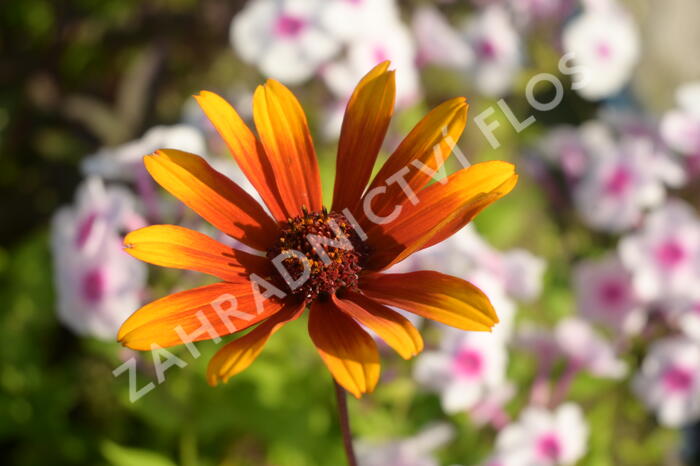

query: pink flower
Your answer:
[231,0,341,84]
[394,226,545,304]
[574,133,679,232]
[661,82,700,157]
[357,423,453,466]
[505,0,575,27]
[320,0,400,43]
[562,1,640,100]
[619,200,700,301]
[462,6,522,97]
[488,403,589,466]
[414,327,508,414]
[574,253,646,334]
[320,8,419,136]
[82,124,205,182]
[412,6,472,69]
[536,126,590,180]
[667,295,700,342]
[633,337,700,427]
[51,178,147,339]
[322,19,420,110]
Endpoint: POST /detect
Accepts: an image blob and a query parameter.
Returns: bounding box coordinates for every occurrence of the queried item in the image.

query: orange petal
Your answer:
[194,91,288,221]
[365,161,517,270]
[207,300,306,386]
[308,298,380,398]
[422,172,518,250]
[332,61,395,213]
[124,224,272,282]
[144,149,278,250]
[360,97,468,223]
[253,79,322,216]
[336,292,423,360]
[118,282,285,350]
[360,271,498,332]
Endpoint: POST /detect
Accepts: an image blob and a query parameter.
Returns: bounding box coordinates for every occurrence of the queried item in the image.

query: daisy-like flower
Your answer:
[116,62,518,398]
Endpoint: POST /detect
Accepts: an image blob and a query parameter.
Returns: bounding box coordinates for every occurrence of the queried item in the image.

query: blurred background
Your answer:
[2,0,700,464]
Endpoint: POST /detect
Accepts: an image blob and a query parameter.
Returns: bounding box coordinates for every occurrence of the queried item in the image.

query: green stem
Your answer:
[334,380,358,466]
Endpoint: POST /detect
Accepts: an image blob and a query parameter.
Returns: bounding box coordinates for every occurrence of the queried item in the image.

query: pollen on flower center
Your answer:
[266,208,368,301]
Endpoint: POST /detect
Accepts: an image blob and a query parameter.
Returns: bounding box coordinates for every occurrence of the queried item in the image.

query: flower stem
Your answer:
[551,359,581,407]
[333,380,358,466]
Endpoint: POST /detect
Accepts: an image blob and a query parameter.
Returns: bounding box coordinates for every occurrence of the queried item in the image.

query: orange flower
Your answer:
[117,61,518,398]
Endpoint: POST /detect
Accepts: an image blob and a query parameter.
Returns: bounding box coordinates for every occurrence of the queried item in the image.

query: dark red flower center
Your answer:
[266,208,368,301]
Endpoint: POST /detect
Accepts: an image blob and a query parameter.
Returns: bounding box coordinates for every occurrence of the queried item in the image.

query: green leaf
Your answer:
[101,440,177,466]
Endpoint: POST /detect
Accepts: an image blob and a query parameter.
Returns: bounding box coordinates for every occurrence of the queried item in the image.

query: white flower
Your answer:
[555,317,626,378]
[414,327,508,414]
[600,106,688,188]
[562,2,640,100]
[619,199,700,301]
[319,99,348,141]
[81,124,205,181]
[485,403,588,466]
[573,134,675,232]
[599,107,687,188]
[453,226,544,302]
[51,178,147,339]
[321,16,419,137]
[463,271,518,343]
[322,20,420,108]
[231,0,340,84]
[498,250,547,303]
[394,225,545,304]
[667,294,700,342]
[357,423,453,466]
[462,5,522,97]
[633,337,700,427]
[412,6,472,69]
[536,126,589,180]
[661,81,700,157]
[573,253,646,334]
[320,0,400,43]
[506,0,576,27]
